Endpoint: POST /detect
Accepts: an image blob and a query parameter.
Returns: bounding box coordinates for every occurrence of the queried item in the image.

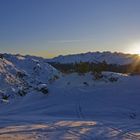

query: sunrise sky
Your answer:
[1,0,140,58]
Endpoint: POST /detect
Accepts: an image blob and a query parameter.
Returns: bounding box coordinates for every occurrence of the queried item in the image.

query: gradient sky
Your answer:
[1,0,140,58]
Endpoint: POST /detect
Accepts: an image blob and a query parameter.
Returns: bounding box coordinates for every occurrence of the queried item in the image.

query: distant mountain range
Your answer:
[47,52,140,65]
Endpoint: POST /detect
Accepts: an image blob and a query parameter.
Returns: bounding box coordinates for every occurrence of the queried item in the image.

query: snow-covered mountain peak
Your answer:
[0,53,60,101]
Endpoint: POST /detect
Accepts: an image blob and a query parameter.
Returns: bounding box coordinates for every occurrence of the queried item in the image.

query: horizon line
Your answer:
[1,50,139,59]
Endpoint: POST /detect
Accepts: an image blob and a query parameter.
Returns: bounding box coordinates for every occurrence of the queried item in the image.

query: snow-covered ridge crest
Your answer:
[0,53,60,101]
[47,51,140,65]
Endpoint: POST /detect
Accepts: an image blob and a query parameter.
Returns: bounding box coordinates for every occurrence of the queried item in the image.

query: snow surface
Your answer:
[47,51,140,65]
[0,69,140,140]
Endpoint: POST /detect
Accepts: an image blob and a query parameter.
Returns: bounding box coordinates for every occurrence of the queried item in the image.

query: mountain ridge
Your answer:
[46,51,140,65]
[0,53,60,102]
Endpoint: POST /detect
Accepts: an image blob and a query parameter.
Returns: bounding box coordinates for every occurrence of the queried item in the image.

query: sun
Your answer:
[130,43,140,55]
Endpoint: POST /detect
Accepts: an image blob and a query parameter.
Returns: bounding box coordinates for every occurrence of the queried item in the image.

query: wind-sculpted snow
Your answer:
[47,51,139,65]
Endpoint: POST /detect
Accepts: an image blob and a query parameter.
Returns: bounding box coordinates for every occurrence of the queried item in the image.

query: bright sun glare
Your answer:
[130,43,140,55]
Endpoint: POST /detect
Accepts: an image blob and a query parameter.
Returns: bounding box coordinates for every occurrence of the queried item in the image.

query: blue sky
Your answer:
[1,0,140,57]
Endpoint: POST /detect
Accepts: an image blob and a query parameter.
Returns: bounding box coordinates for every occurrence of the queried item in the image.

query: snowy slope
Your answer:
[47,51,139,65]
[4,54,60,83]
[0,54,60,102]
[0,73,140,139]
[0,53,140,140]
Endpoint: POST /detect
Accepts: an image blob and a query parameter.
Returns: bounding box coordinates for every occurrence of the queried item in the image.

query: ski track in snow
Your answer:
[75,94,140,140]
